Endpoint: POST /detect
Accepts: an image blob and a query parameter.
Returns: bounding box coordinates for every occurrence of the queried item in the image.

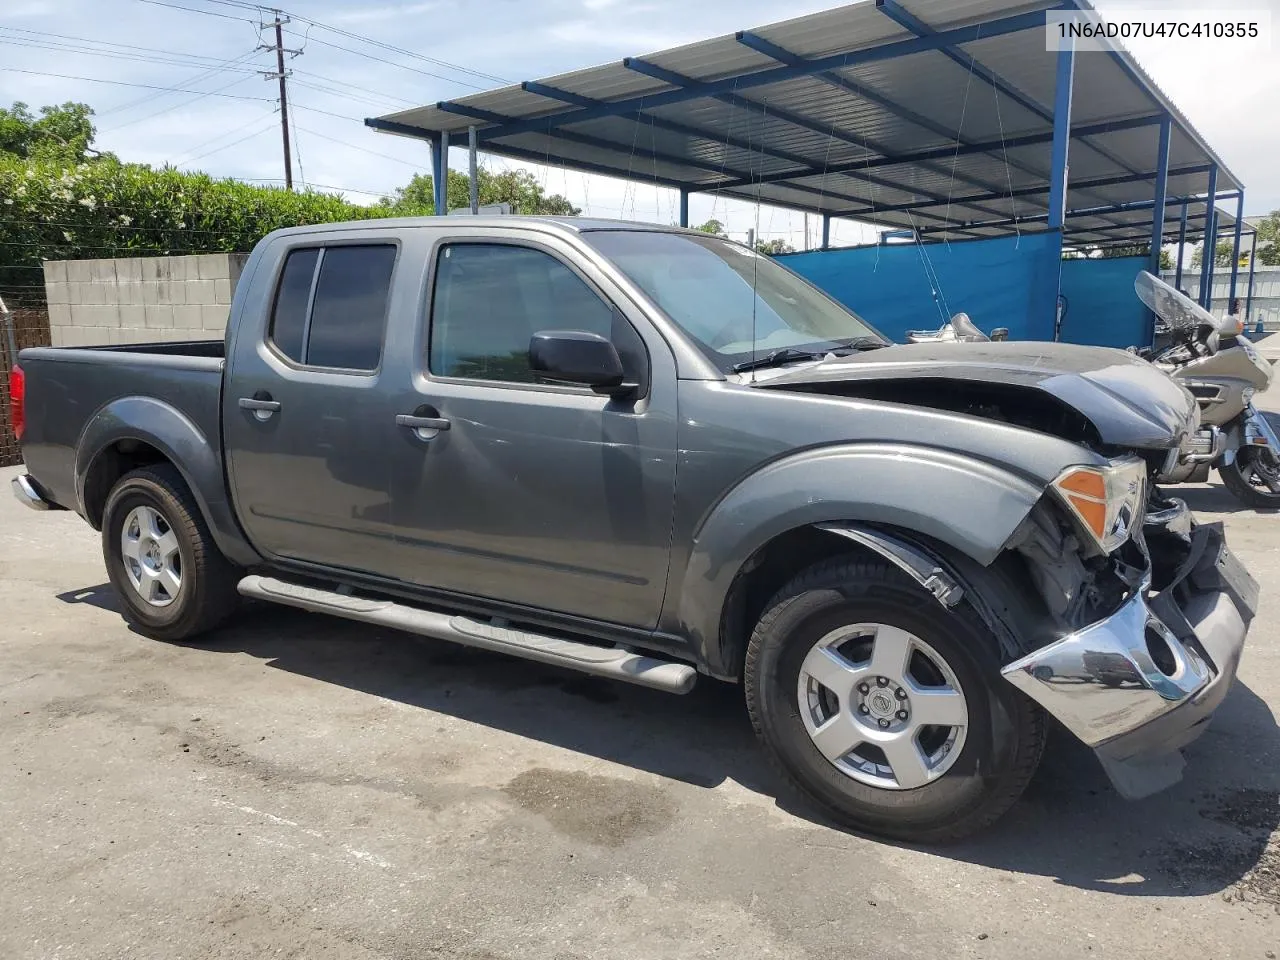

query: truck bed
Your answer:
[16,340,226,513]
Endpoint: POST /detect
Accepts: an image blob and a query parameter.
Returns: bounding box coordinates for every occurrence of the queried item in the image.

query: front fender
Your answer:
[75,396,260,567]
[673,443,1044,677]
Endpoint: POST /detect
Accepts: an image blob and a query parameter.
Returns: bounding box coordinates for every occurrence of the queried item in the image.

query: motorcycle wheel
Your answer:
[1219,448,1280,509]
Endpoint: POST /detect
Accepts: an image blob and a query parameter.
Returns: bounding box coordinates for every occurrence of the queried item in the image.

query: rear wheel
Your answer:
[102,464,240,642]
[745,556,1045,843]
[1219,447,1280,509]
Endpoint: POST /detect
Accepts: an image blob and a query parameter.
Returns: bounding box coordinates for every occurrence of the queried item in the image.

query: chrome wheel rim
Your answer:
[1239,448,1280,494]
[797,622,968,790]
[120,505,182,608]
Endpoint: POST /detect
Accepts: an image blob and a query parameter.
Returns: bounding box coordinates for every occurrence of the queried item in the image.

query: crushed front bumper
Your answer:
[1002,509,1258,798]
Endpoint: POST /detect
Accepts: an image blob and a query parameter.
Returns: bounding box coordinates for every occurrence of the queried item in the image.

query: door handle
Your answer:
[239,397,281,412]
[239,396,281,421]
[396,413,451,441]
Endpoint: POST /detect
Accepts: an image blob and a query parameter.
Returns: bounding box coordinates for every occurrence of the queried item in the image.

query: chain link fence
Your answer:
[1,304,52,468]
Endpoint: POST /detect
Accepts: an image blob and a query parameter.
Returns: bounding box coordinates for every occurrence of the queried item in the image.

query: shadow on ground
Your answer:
[59,585,1280,901]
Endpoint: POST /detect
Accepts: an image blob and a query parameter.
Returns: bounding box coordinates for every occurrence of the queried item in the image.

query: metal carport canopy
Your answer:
[366,0,1240,247]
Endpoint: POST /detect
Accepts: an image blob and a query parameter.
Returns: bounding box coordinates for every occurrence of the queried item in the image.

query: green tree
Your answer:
[0,101,100,164]
[1254,210,1280,267]
[1191,241,1236,269]
[694,218,727,237]
[755,237,795,255]
[387,167,578,216]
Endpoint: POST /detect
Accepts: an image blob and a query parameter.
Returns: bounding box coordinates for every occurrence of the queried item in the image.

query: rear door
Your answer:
[223,232,404,573]
[384,230,679,629]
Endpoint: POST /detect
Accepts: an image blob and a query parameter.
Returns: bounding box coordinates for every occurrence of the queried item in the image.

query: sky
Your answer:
[2,0,1277,250]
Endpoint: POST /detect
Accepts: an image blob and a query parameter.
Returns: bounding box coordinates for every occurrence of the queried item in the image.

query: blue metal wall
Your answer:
[1058,255,1149,348]
[779,236,1148,348]
[778,233,1061,343]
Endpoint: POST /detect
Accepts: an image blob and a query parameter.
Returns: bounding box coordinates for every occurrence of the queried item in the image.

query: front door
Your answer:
[224,237,401,574]
[386,236,678,629]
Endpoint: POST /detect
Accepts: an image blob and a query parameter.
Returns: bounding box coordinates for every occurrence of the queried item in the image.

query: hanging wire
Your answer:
[991,70,1021,248]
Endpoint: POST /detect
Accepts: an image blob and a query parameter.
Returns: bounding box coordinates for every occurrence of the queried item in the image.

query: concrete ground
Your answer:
[5,415,1280,959]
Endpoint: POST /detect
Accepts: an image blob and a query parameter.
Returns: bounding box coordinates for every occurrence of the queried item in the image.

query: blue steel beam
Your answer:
[1046,40,1075,231]
[826,163,1212,218]
[366,116,967,231]
[518,79,1003,221]
[619,58,1015,219]
[679,188,689,227]
[916,190,1239,234]
[1246,232,1258,321]
[1175,199,1188,288]
[1149,117,1172,283]
[432,132,448,215]
[427,7,1063,143]
[875,0,1144,183]
[1059,0,1244,195]
[821,214,831,249]
[734,30,1135,231]
[710,114,1163,191]
[1230,191,1245,304]
[1199,164,1218,308]
[1042,35,1074,341]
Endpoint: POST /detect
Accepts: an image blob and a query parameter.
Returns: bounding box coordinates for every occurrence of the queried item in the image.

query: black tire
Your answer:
[744,556,1046,843]
[102,464,240,642]
[1219,453,1280,509]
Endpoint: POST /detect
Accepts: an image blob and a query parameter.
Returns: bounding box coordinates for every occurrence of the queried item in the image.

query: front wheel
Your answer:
[102,464,240,642]
[1219,447,1280,509]
[744,556,1046,843]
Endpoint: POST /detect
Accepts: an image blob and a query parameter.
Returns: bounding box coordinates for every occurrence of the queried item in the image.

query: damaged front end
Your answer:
[1002,487,1258,798]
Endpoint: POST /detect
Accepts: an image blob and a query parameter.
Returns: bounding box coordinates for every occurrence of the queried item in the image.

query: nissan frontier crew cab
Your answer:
[10,217,1258,841]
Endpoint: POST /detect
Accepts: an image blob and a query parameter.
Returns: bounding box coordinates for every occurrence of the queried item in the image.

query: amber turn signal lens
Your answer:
[1065,495,1107,539]
[1056,469,1106,500]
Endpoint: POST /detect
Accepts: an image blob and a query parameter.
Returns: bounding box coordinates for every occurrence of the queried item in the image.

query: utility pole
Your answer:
[259,10,300,190]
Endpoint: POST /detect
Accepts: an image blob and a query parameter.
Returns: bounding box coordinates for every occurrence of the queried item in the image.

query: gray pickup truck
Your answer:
[11,217,1259,841]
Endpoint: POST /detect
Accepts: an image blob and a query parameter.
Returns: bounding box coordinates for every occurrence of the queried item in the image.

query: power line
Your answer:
[291,69,417,106]
[279,28,487,91]
[0,67,273,101]
[95,48,264,119]
[100,73,260,134]
[0,26,261,67]
[135,0,257,24]
[292,124,425,169]
[176,116,279,165]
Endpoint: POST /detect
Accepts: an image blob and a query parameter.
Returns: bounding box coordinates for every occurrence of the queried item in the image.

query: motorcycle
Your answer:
[1133,271,1280,508]
[906,312,1009,343]
[903,279,1279,509]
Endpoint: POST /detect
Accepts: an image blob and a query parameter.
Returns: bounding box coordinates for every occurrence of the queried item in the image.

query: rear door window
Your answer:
[267,244,396,371]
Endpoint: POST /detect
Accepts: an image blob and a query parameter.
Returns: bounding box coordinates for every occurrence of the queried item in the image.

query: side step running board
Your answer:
[237,575,697,695]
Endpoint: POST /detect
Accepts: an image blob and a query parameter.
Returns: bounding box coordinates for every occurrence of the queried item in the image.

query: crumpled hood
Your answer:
[754,341,1198,449]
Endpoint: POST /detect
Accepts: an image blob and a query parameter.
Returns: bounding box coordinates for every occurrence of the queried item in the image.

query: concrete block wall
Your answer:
[43,253,249,347]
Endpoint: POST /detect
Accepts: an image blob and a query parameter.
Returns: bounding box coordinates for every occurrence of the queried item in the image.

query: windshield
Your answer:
[585,230,888,371]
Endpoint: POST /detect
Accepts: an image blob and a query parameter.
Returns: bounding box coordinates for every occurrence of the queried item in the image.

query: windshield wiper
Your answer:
[827,336,888,354]
[732,348,825,373]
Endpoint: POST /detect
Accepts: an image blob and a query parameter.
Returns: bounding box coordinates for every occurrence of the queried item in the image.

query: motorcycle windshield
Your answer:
[1134,270,1223,334]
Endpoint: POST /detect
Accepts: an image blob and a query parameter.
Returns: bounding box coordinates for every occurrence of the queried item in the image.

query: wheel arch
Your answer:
[76,396,260,567]
[670,444,1047,680]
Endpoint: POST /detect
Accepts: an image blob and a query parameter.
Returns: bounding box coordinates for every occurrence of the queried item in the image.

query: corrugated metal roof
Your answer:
[368,0,1241,243]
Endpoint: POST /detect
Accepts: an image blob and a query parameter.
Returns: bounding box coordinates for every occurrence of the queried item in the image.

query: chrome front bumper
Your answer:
[1002,517,1257,797]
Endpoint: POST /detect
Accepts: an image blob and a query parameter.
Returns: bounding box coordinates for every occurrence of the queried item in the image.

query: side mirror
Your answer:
[529,330,632,395]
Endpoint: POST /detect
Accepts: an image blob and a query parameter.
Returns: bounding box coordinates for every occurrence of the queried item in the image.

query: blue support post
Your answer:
[1041,35,1074,341]
[1147,117,1171,345]
[678,189,689,228]
[821,215,831,250]
[432,132,450,216]
[1199,164,1217,307]
[1229,190,1245,305]
[1245,231,1258,322]
[1175,199,1188,289]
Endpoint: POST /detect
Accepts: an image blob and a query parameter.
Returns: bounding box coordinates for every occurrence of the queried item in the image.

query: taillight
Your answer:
[9,363,24,441]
